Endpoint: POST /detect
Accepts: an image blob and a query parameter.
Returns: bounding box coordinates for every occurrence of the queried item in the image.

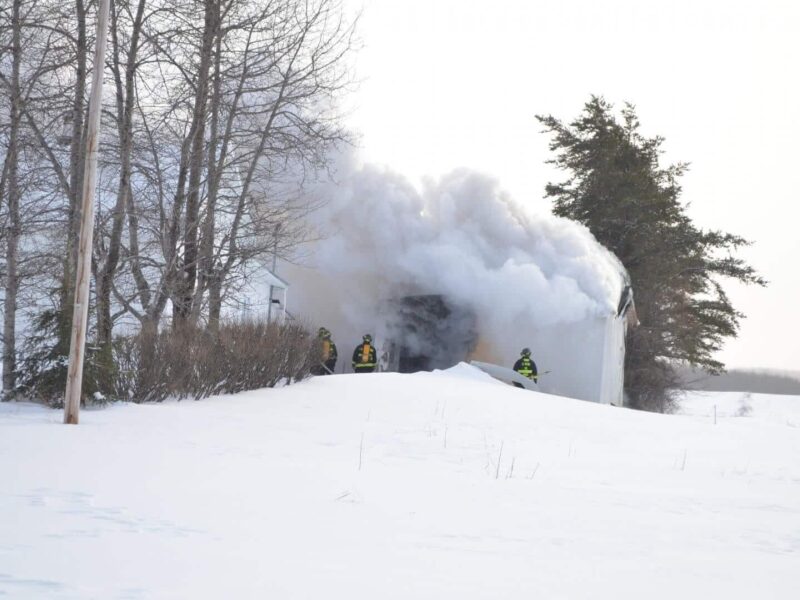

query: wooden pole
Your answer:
[64,0,110,424]
[266,223,280,325]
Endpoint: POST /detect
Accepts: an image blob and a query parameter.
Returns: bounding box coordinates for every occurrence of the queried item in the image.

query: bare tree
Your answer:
[1,0,22,392]
[109,0,356,333]
[183,0,357,327]
[0,0,101,398]
[1,0,357,400]
[0,0,76,393]
[93,0,149,381]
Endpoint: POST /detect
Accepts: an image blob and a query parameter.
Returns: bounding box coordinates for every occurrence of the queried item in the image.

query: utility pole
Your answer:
[266,223,280,325]
[64,0,111,424]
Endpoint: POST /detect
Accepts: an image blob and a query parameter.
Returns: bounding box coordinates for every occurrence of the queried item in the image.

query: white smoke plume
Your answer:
[281,163,626,367]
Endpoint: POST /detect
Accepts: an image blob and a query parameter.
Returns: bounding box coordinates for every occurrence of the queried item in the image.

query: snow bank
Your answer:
[1,371,798,598]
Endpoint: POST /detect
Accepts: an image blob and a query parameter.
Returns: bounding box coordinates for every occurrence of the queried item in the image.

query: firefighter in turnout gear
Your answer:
[311,327,337,375]
[352,334,377,373]
[513,348,538,385]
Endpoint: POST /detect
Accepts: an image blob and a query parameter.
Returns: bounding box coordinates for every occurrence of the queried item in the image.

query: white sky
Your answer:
[342,0,800,372]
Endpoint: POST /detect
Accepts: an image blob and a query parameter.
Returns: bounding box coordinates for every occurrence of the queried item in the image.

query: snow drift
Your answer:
[2,367,798,598]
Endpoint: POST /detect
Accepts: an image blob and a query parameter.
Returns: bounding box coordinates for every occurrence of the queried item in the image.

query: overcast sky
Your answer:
[341,0,800,372]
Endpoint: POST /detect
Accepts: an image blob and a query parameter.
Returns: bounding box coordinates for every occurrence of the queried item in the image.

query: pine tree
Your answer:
[537,97,766,412]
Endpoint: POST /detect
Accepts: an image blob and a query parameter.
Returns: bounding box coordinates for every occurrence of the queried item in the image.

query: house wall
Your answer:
[470,314,623,404]
[273,262,627,400]
[599,314,626,406]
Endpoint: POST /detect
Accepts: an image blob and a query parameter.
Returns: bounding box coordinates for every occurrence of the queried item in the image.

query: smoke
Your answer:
[383,294,478,371]
[282,162,625,364]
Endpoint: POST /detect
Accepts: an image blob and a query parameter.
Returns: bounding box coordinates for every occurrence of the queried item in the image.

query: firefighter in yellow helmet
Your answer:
[513,347,538,385]
[352,334,377,373]
[311,327,337,375]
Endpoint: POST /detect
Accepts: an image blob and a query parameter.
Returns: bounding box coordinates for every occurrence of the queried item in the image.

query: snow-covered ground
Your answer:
[1,364,798,599]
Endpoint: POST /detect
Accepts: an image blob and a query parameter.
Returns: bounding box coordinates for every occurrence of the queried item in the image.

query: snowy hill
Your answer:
[1,365,799,599]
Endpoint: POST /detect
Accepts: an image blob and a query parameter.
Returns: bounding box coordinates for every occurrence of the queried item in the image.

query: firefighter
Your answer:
[311,327,337,375]
[352,334,377,373]
[513,347,538,385]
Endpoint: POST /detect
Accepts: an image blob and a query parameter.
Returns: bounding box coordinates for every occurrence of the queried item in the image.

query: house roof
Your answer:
[262,270,289,289]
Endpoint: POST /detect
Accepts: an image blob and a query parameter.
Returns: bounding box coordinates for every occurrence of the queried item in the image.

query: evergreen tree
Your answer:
[537,97,766,412]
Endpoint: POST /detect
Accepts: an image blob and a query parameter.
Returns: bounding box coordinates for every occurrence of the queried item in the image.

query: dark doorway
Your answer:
[386,295,477,373]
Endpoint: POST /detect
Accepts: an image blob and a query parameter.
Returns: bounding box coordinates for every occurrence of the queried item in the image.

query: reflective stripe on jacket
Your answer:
[352,343,377,368]
[513,356,538,381]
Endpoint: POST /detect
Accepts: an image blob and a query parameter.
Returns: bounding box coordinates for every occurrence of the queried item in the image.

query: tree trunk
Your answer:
[173,0,219,327]
[207,273,222,335]
[94,0,147,391]
[2,0,22,394]
[59,0,88,359]
[192,24,223,324]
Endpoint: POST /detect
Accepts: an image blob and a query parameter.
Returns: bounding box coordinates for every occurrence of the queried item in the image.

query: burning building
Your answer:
[373,287,636,406]
[274,166,636,406]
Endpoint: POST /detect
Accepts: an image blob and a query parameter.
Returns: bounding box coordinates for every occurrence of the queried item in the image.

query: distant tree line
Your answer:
[676,366,800,396]
[0,0,356,402]
[538,97,767,412]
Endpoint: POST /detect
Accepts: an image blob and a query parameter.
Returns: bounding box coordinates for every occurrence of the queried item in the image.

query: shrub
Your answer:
[15,307,103,407]
[112,318,317,403]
